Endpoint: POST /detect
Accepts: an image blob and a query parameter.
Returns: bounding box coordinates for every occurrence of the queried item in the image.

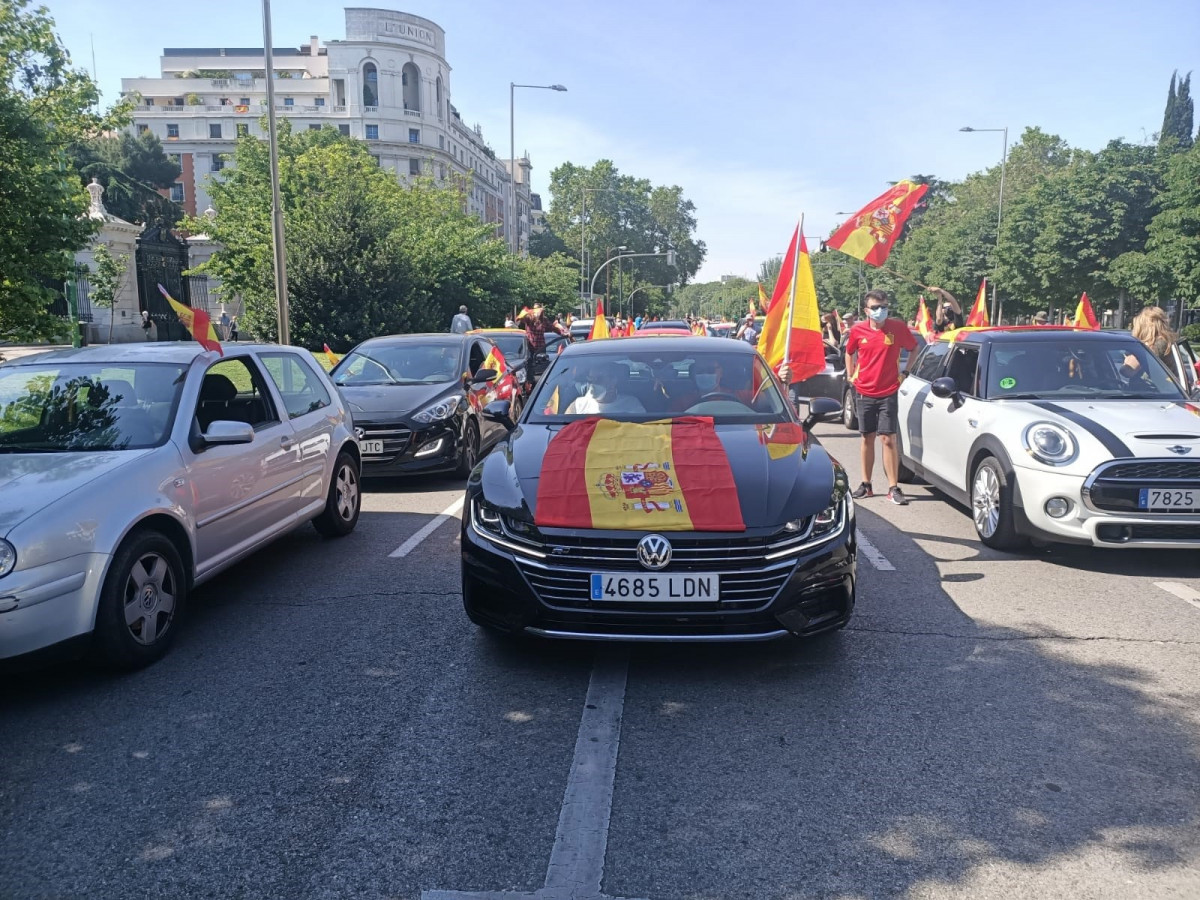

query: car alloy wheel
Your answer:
[314,450,361,537]
[123,551,178,646]
[972,464,1001,539]
[333,461,359,523]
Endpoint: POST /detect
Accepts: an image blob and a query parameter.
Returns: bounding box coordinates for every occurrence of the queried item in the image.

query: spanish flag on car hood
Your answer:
[535,417,745,531]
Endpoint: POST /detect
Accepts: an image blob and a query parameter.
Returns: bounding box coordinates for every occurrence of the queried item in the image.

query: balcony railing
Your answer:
[403,109,421,118]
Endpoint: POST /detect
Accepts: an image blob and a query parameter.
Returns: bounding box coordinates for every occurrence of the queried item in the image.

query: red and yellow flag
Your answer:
[756,224,825,383]
[589,300,610,340]
[158,284,222,355]
[535,417,745,532]
[965,279,990,327]
[1073,292,1099,330]
[825,180,929,267]
[915,296,935,341]
[755,282,768,316]
[755,422,806,460]
[323,343,341,367]
[543,385,560,414]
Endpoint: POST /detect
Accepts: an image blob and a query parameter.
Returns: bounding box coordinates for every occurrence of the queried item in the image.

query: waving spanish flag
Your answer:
[158,284,222,355]
[757,223,825,383]
[915,296,935,341]
[825,180,929,266]
[589,300,610,340]
[535,417,745,532]
[323,343,341,367]
[755,282,768,316]
[1073,292,1099,330]
[965,279,990,327]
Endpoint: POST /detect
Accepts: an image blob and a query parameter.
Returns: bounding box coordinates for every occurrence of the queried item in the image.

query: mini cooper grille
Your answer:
[356,422,412,459]
[515,557,796,613]
[1100,461,1200,480]
[1085,459,1200,514]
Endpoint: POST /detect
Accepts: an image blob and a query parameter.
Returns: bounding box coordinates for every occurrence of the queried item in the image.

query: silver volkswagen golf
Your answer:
[0,343,361,668]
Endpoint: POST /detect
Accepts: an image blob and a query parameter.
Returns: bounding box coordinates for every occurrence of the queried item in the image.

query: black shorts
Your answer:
[857,391,899,435]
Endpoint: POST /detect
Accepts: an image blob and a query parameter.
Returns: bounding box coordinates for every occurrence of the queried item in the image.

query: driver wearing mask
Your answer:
[565,362,646,415]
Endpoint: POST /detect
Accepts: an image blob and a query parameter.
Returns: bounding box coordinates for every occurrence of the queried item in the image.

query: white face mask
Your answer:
[587,382,611,403]
[867,307,889,323]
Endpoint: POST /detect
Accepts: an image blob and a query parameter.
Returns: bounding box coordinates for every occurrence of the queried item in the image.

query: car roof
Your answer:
[468,328,523,334]
[560,335,757,355]
[1,342,211,366]
[940,326,1132,345]
[358,333,472,346]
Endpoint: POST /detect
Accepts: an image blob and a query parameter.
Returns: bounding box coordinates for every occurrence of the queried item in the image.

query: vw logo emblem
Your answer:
[1167,445,1193,455]
[637,534,672,571]
[355,427,365,441]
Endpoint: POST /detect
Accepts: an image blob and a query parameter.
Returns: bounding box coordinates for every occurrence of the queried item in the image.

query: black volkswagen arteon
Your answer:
[331,333,507,478]
[461,336,857,642]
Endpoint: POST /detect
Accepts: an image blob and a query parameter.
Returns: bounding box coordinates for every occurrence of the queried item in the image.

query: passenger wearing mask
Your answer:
[565,362,647,415]
[927,287,963,332]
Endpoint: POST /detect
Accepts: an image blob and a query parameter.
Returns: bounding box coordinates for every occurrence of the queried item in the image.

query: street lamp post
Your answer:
[509,82,566,256]
[960,125,1009,324]
[262,0,289,343]
[591,250,676,300]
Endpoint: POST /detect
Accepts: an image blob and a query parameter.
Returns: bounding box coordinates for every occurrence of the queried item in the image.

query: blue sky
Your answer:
[51,0,1199,283]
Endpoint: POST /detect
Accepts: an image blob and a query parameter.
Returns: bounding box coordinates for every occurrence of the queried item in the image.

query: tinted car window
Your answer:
[260,352,332,419]
[911,341,950,381]
[334,342,462,385]
[986,340,1183,400]
[945,346,980,396]
[485,332,528,359]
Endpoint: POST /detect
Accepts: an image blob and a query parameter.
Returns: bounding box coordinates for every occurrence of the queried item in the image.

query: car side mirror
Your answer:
[930,376,959,400]
[802,396,842,431]
[482,399,515,431]
[203,420,255,446]
[471,368,497,385]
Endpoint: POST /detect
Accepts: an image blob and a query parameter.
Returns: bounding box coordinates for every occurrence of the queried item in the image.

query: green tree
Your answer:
[1145,142,1200,315]
[88,243,131,345]
[188,124,515,347]
[0,0,129,340]
[69,130,182,224]
[1159,70,1194,151]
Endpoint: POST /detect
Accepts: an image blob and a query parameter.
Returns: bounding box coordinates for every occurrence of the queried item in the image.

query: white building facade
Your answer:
[121,8,533,252]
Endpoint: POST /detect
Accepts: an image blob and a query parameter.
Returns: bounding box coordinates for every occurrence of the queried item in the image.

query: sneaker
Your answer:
[887,486,909,506]
[851,482,873,499]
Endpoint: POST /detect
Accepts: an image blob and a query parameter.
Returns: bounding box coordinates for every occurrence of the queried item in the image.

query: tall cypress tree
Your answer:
[1160,70,1194,150]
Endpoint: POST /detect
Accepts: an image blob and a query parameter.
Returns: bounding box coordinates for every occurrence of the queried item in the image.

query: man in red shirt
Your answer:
[845,290,917,504]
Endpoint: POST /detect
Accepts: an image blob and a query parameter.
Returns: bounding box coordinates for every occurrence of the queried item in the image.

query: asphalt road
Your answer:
[3,422,1200,900]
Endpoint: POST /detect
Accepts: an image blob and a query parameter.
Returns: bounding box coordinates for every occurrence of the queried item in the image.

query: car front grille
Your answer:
[1097,523,1200,542]
[515,556,796,613]
[1084,459,1200,513]
[355,421,412,460]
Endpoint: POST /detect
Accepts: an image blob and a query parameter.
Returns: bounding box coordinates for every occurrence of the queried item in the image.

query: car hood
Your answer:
[477,422,839,530]
[0,450,153,536]
[337,382,458,419]
[1011,399,1200,461]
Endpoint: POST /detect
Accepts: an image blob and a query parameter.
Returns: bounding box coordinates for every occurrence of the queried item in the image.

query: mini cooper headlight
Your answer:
[0,539,15,578]
[413,396,461,424]
[1022,421,1078,466]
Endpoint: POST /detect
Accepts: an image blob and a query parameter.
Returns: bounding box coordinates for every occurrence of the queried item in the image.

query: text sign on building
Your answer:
[379,19,435,46]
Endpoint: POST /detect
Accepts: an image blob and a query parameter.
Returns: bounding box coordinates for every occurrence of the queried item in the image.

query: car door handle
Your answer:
[280,437,294,450]
[924,401,934,408]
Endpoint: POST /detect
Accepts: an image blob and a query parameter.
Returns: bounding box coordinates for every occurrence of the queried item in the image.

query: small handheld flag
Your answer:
[158,284,222,355]
[589,300,610,340]
[965,279,990,328]
[323,343,341,367]
[915,296,935,341]
[1073,292,1099,330]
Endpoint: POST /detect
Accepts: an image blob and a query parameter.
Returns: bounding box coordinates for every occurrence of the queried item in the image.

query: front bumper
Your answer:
[461,507,856,642]
[359,421,463,476]
[0,552,110,660]
[1014,464,1200,548]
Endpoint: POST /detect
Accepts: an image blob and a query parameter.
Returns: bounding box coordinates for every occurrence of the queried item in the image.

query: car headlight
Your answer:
[1022,421,1078,466]
[0,539,14,577]
[470,498,546,559]
[413,396,461,424]
[811,499,842,537]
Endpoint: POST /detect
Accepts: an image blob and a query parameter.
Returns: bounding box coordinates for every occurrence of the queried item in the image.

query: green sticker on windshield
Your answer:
[999,377,1017,389]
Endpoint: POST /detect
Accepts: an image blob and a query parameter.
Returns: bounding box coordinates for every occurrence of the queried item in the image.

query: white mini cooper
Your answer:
[897,327,1200,550]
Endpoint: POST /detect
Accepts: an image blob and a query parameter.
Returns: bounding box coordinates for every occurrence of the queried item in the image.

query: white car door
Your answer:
[185,356,302,577]
[920,343,984,492]
[898,340,951,473]
[258,350,336,519]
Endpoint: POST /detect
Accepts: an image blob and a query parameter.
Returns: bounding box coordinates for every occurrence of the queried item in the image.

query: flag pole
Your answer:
[782,215,803,369]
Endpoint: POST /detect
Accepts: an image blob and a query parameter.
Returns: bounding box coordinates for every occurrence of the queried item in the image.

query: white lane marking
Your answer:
[857,533,896,571]
[422,648,639,900]
[1153,581,1200,611]
[388,496,465,558]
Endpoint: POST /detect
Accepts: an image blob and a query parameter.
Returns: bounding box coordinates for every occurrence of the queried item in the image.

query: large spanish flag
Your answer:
[825,180,929,266]
[757,224,825,383]
[535,417,745,532]
[915,296,935,341]
[158,284,222,355]
[1073,292,1099,330]
[589,300,610,340]
[965,279,990,327]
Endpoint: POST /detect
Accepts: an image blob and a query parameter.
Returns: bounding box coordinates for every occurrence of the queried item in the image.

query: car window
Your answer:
[0,361,186,451]
[910,341,950,381]
[945,345,980,396]
[986,339,1183,400]
[196,357,280,432]
[469,341,489,374]
[486,332,528,360]
[333,342,461,385]
[259,352,332,419]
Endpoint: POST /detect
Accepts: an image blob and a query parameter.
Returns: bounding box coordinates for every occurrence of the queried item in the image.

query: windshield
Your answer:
[0,362,187,452]
[986,340,1184,400]
[525,349,792,424]
[334,342,462,386]
[485,332,528,360]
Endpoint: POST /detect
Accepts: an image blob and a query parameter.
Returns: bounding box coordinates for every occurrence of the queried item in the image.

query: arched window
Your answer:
[402,62,421,112]
[362,62,378,107]
[435,76,443,119]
